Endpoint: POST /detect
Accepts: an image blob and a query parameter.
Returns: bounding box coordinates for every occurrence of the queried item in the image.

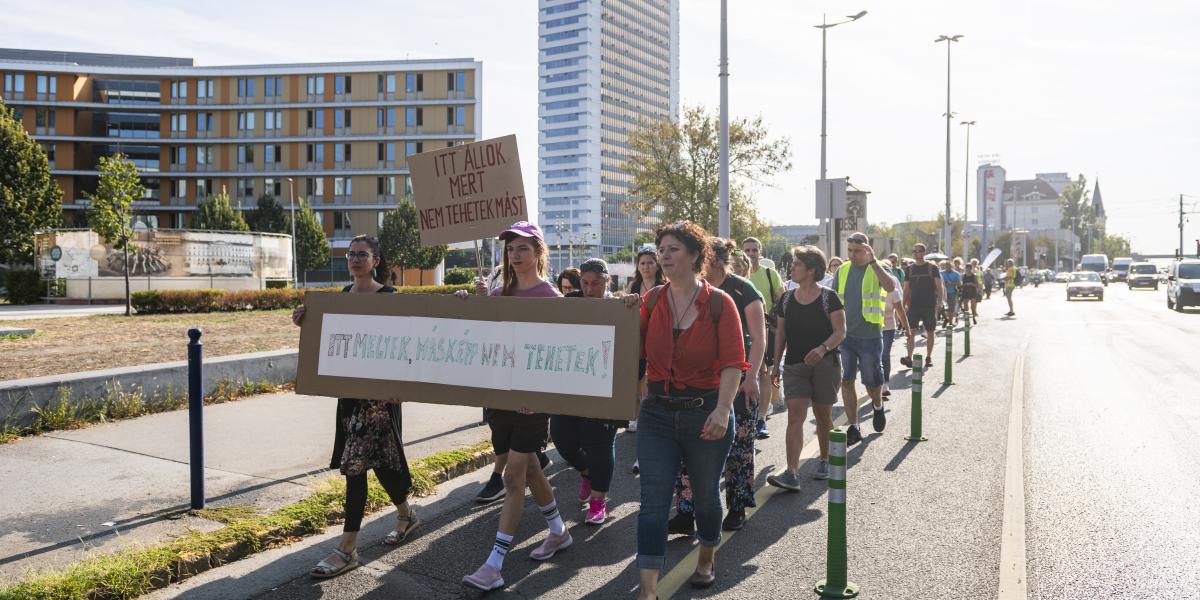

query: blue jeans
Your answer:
[636,396,735,571]
[882,329,896,383]
[549,415,617,492]
[840,335,885,388]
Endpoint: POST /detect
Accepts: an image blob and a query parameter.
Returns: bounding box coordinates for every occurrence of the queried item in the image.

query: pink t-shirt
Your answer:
[490,280,562,298]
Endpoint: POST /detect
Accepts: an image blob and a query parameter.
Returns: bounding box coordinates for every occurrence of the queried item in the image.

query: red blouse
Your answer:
[640,280,749,392]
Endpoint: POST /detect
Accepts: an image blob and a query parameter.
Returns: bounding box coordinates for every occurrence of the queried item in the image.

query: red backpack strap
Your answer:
[644,284,666,317]
[707,286,726,325]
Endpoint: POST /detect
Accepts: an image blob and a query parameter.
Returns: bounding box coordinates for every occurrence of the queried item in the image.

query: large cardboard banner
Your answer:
[408,134,528,246]
[296,292,641,420]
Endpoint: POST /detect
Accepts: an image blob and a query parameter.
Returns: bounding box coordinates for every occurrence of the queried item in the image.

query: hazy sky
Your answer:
[3,0,1197,253]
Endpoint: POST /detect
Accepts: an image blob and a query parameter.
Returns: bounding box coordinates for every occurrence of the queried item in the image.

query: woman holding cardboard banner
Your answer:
[454,221,571,591]
[636,221,747,597]
[293,235,417,580]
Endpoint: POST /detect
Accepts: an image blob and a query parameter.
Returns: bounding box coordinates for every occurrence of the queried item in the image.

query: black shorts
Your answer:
[907,304,938,332]
[488,409,549,455]
[764,329,776,367]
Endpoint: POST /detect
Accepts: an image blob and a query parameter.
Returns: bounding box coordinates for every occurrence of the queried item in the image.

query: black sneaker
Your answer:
[882,387,891,397]
[537,450,552,471]
[900,356,912,368]
[667,511,695,536]
[845,424,863,445]
[475,472,505,503]
[722,509,746,531]
[755,418,770,440]
[925,357,934,368]
[872,406,886,433]
[631,460,640,475]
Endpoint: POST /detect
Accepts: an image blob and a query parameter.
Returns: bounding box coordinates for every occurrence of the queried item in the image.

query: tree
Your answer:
[1058,175,1094,244]
[0,100,62,265]
[193,186,249,232]
[246,194,288,233]
[623,105,791,241]
[86,154,144,315]
[293,198,328,286]
[378,199,447,285]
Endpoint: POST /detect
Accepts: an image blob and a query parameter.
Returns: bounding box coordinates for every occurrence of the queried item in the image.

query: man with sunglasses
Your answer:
[901,243,944,369]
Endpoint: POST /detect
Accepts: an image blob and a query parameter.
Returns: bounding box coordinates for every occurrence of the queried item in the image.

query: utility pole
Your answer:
[717,0,730,238]
[936,34,963,254]
[816,11,867,257]
[1181,193,1186,259]
[960,120,976,258]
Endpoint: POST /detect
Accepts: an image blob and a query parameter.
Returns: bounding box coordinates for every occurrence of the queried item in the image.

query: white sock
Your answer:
[540,501,566,536]
[486,532,513,570]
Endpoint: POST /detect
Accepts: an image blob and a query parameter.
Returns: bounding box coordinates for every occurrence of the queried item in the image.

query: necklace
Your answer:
[668,282,701,330]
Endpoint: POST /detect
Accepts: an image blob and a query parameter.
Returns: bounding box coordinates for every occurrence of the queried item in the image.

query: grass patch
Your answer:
[0,332,36,341]
[0,439,494,600]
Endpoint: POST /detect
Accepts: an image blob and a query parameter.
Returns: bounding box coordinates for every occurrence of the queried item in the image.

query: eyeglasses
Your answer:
[345,251,372,261]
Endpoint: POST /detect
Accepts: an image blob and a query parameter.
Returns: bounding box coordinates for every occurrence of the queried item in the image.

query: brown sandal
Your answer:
[384,509,419,545]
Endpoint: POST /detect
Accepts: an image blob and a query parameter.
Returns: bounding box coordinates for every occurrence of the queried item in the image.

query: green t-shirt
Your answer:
[747,264,783,315]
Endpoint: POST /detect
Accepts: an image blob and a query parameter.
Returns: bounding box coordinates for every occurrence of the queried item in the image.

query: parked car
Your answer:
[1166,259,1200,311]
[1066,271,1104,301]
[1127,262,1158,290]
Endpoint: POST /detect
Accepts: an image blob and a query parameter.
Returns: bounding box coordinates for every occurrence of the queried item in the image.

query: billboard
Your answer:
[34,229,293,280]
[977,165,1005,231]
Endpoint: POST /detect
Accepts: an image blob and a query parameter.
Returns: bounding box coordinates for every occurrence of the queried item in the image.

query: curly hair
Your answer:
[557,267,581,293]
[654,221,711,273]
[706,236,737,276]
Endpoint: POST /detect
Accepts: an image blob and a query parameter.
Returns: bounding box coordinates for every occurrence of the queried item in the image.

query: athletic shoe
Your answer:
[578,475,592,502]
[667,511,695,536]
[722,509,746,531]
[631,460,640,475]
[882,384,891,398]
[475,472,505,503]
[755,418,770,440]
[537,450,552,471]
[584,498,607,525]
[900,356,912,368]
[845,424,863,445]
[872,406,886,433]
[627,419,638,432]
[925,357,934,368]
[462,563,504,591]
[813,460,830,480]
[529,530,573,561]
[767,470,802,491]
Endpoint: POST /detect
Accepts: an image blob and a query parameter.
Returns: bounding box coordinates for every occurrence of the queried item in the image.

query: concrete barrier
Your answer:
[0,349,298,429]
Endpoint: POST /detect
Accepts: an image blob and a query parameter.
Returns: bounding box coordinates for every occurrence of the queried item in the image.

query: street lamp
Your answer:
[816,10,867,257]
[718,0,730,238]
[286,177,298,288]
[936,34,963,254]
[960,119,976,259]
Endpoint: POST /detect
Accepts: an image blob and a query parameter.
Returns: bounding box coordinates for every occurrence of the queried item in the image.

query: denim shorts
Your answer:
[840,335,884,388]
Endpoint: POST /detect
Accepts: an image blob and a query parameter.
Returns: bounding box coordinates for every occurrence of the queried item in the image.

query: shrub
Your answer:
[444,267,475,285]
[130,290,163,313]
[130,285,471,314]
[2,269,42,304]
[394,284,474,295]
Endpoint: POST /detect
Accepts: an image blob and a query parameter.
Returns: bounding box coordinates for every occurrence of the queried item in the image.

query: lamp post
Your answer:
[936,34,963,254]
[816,10,867,257]
[960,119,976,259]
[286,177,298,288]
[718,0,730,238]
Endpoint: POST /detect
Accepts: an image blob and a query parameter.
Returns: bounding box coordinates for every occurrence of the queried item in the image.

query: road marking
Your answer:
[998,347,1029,599]
[656,410,852,599]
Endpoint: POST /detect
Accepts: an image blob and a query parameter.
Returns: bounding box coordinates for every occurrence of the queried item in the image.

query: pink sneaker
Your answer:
[462,563,504,590]
[529,530,573,561]
[578,475,592,502]
[584,497,607,525]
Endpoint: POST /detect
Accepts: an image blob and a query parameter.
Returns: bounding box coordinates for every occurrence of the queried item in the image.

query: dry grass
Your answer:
[0,310,298,381]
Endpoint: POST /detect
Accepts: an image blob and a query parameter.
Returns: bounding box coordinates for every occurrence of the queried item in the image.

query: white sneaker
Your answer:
[627,420,638,432]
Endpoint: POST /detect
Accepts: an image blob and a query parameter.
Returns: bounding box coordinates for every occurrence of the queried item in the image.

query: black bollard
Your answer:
[188,328,205,510]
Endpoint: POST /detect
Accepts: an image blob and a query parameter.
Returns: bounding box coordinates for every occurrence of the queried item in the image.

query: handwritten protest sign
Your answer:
[296,291,640,420]
[408,134,527,246]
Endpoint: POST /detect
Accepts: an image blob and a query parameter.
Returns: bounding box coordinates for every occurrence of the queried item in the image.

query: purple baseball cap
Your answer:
[499,221,544,242]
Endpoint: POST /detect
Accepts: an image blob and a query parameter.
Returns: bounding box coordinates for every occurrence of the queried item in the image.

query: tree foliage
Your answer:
[86,154,143,251]
[0,100,62,264]
[622,105,791,241]
[379,199,448,285]
[1058,175,1094,242]
[193,186,249,232]
[293,199,328,278]
[246,194,289,234]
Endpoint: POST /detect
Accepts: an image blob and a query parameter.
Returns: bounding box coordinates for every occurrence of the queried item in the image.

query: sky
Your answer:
[3,0,1198,254]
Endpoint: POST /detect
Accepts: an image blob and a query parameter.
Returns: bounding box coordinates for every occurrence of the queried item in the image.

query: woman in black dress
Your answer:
[292,234,417,579]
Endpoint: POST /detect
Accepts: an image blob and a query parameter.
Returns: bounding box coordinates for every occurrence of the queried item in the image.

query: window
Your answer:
[377,108,395,128]
[237,111,256,131]
[334,177,351,196]
[405,72,423,93]
[237,178,254,198]
[404,176,413,196]
[377,176,397,196]
[196,112,213,132]
[170,146,187,165]
[43,143,55,163]
[306,177,324,197]
[37,74,57,95]
[334,143,352,162]
[4,72,26,93]
[447,106,466,126]
[307,143,325,164]
[406,142,422,157]
[378,73,396,93]
[307,109,325,129]
[334,109,351,129]
[377,142,395,162]
[405,107,423,127]
[237,145,254,164]
[265,110,282,131]
[264,76,282,97]
[334,74,352,94]
[197,145,213,166]
[197,79,214,98]
[197,178,213,198]
[333,211,352,237]
[265,144,281,165]
[306,75,325,95]
[172,180,187,198]
[35,107,48,127]
[237,77,255,97]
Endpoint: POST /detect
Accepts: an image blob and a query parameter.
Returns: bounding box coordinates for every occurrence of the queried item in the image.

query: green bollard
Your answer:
[905,354,927,441]
[815,427,860,598]
[943,322,953,385]
[963,310,971,357]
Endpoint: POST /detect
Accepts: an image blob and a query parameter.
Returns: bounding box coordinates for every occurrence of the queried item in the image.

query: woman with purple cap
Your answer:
[456,221,569,591]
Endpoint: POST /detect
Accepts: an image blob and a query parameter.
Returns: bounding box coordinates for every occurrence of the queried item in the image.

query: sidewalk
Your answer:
[0,391,488,582]
[0,304,126,321]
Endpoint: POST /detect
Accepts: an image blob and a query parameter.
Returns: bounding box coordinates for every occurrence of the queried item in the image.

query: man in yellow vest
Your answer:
[834,232,897,445]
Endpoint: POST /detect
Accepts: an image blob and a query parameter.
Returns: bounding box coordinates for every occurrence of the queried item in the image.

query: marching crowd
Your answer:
[290,219,1008,597]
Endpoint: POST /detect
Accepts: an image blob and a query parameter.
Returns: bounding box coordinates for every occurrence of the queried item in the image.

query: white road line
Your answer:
[998,345,1028,599]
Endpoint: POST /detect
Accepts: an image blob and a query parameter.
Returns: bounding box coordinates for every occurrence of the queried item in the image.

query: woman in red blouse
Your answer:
[636,221,747,597]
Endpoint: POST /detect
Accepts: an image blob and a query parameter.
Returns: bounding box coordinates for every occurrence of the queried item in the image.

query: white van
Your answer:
[1079,254,1110,284]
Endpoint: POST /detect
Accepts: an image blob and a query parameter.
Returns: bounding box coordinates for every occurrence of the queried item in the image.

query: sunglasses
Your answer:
[580,262,608,274]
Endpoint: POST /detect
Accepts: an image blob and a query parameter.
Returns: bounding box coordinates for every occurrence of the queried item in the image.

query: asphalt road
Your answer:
[146,282,1200,599]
